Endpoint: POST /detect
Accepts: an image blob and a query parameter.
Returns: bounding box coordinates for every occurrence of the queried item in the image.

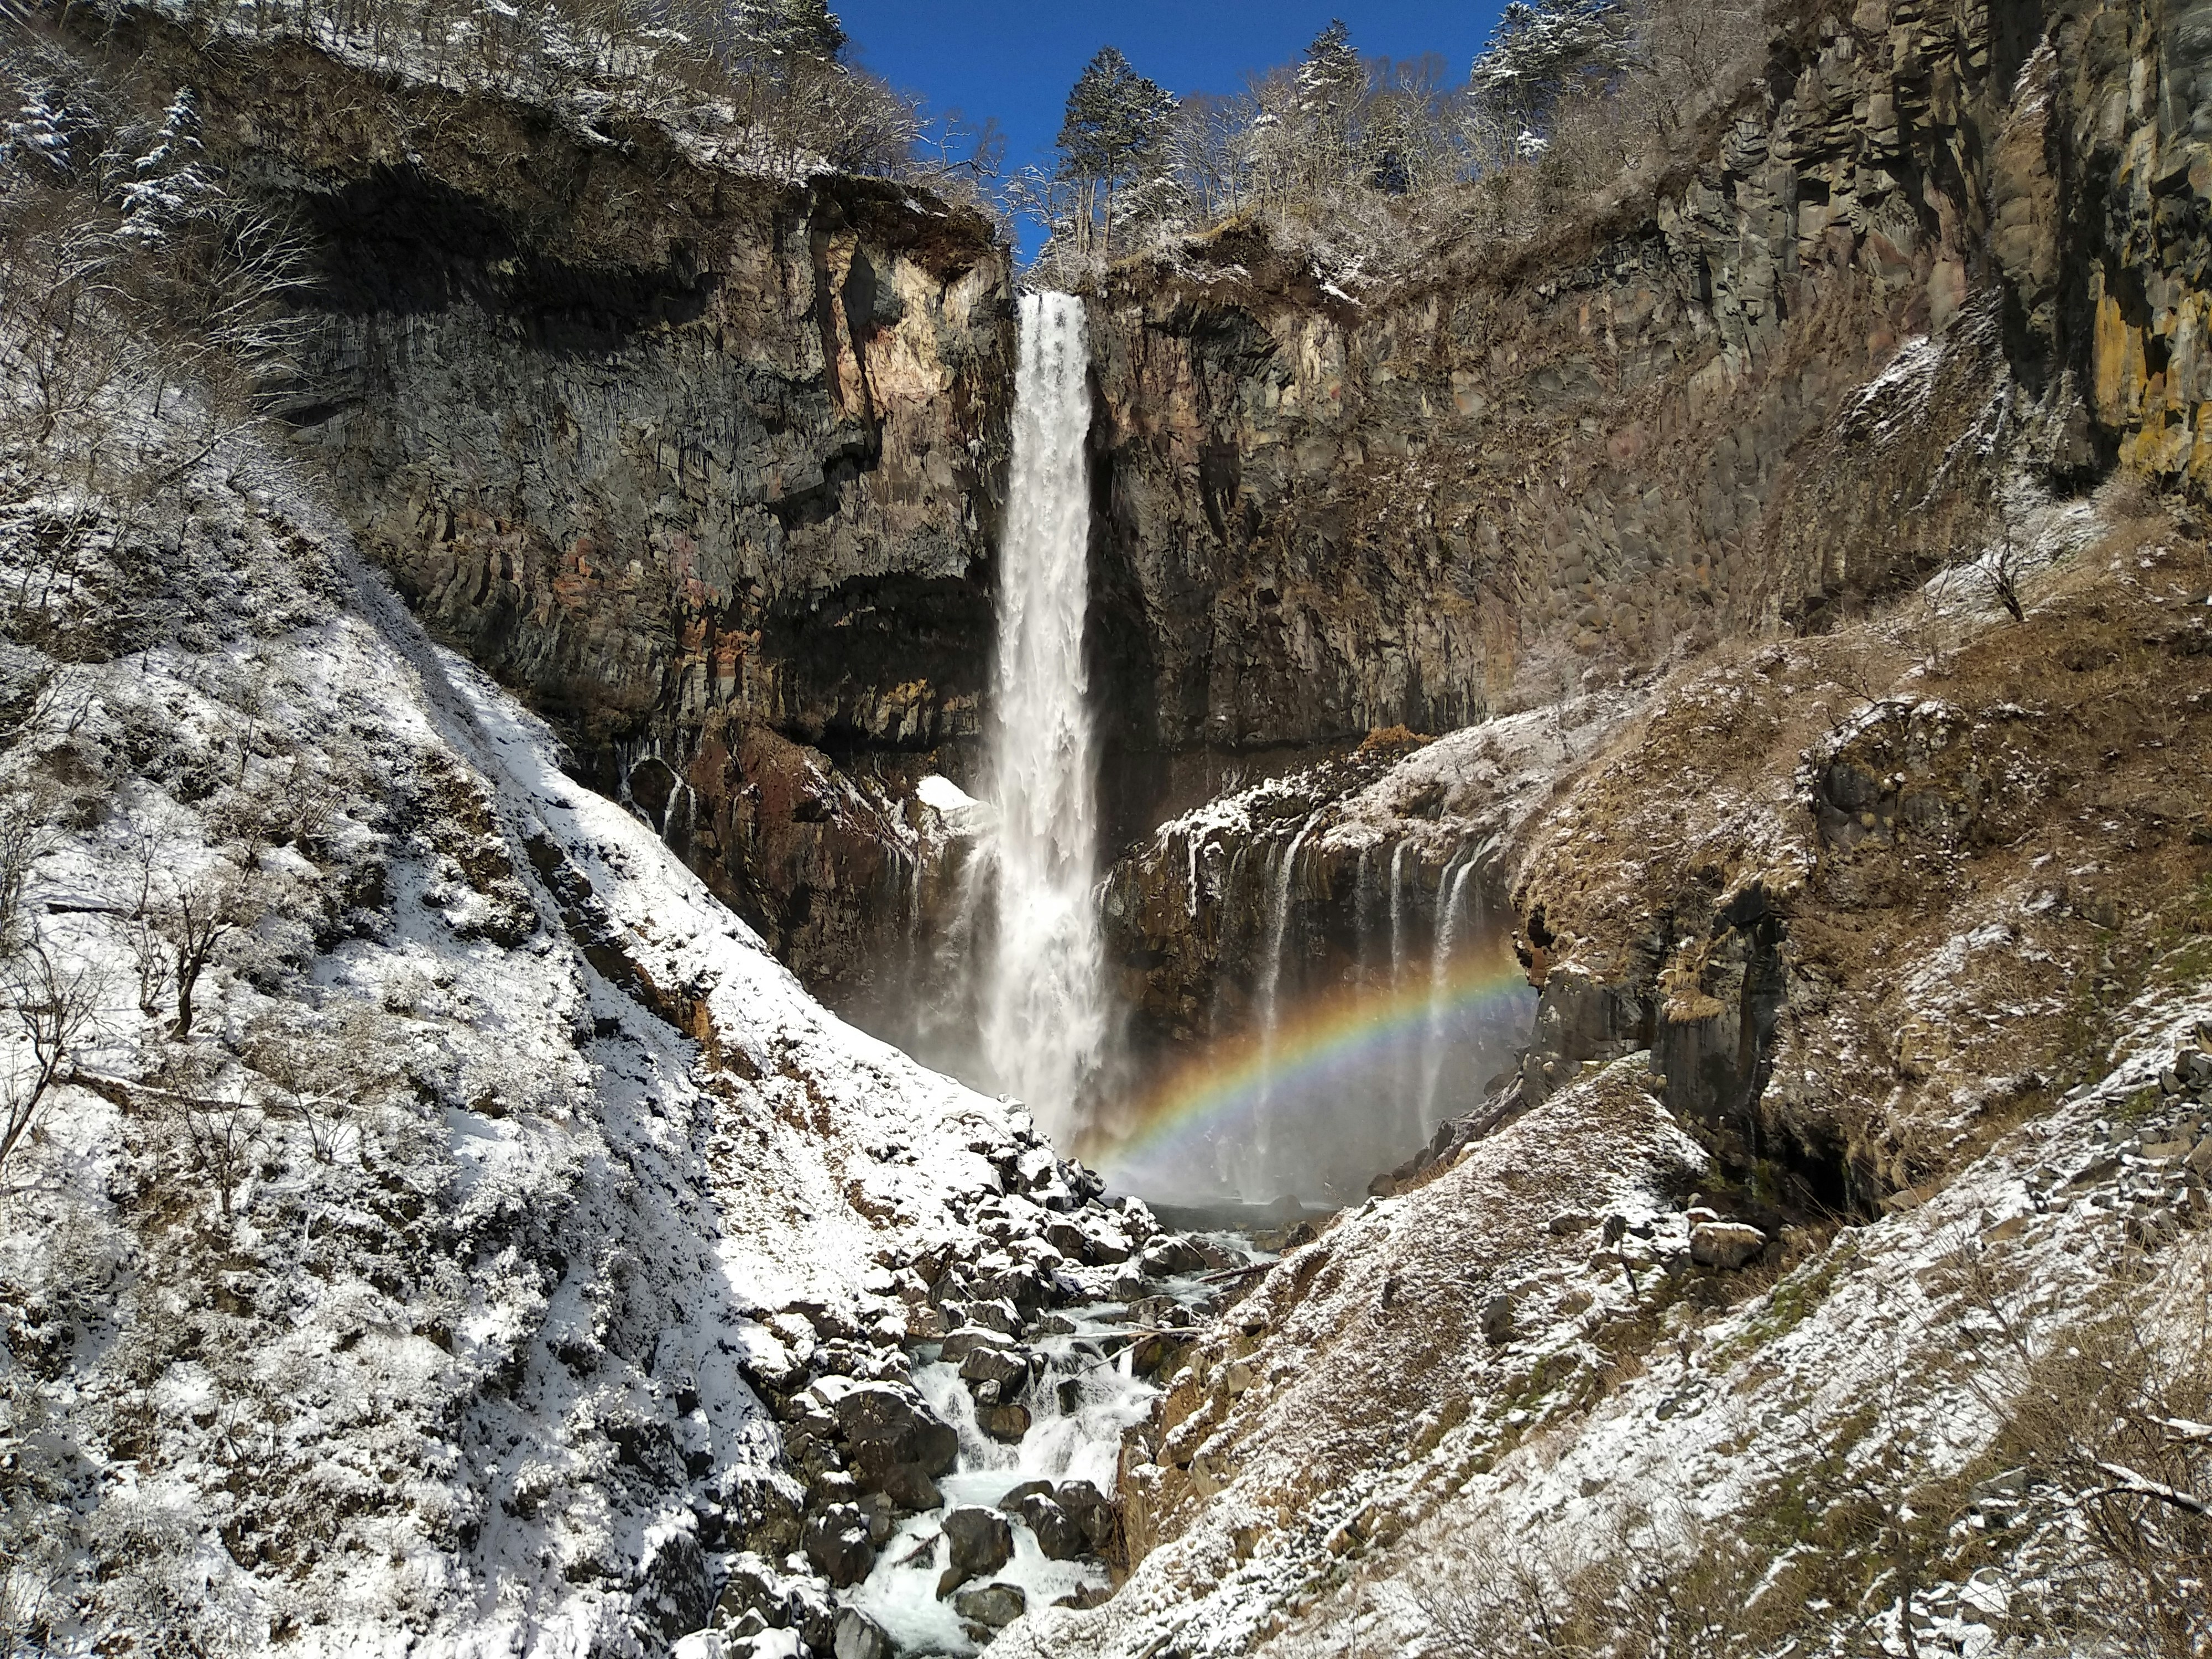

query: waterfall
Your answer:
[1254,815,1322,1094]
[1389,840,1413,1136]
[1353,844,1374,983]
[1239,812,1323,1194]
[1417,849,1480,1134]
[1387,841,1410,985]
[980,293,1105,1140]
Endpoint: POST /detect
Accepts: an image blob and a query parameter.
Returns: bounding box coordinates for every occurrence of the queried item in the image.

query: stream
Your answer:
[843,1236,1270,1655]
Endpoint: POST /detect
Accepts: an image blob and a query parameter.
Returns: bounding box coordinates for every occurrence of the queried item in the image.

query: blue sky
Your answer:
[832,1,1509,258]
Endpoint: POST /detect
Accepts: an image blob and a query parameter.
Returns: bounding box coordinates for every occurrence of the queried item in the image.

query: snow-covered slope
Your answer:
[0,422,1079,1654]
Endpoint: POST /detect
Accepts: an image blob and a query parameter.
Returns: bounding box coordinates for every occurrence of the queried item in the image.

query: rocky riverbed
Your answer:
[685,1133,1275,1659]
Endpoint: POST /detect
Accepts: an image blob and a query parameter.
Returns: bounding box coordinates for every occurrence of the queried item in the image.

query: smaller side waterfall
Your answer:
[1253,815,1323,1102]
[1389,839,1412,1120]
[1418,851,1481,1133]
[980,294,1106,1140]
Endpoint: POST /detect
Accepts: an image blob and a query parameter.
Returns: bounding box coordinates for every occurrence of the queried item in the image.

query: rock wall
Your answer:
[89,14,1019,1001]
[1092,0,2212,1111]
[1082,0,2209,837]
[2063,0,2212,484]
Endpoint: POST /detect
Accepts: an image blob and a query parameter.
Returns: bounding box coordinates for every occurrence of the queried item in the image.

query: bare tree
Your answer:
[1981,504,2028,624]
[112,838,262,1040]
[179,1085,263,1229]
[0,785,58,954]
[1950,1234,2212,1657]
[155,869,254,1042]
[0,945,102,1180]
[143,1047,264,1229]
[239,1004,399,1165]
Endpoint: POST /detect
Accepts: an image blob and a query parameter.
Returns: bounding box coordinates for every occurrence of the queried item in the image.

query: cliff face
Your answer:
[103,17,1019,1001]
[1094,0,2212,1068]
[1082,0,2208,823]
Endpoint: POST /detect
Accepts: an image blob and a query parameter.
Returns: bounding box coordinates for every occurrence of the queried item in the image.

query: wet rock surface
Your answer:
[936,1506,1013,1595]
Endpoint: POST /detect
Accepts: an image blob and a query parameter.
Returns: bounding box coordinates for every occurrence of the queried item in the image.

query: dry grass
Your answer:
[1507,486,2212,1204]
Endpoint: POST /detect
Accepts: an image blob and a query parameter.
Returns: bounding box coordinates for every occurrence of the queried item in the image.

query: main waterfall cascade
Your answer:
[979,294,1108,1141]
[888,293,1532,1208]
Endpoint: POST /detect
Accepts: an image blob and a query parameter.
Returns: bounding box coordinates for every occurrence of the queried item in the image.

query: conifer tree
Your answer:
[1056,46,1177,259]
[1295,19,1366,189]
[1470,0,1633,151]
[733,0,847,67]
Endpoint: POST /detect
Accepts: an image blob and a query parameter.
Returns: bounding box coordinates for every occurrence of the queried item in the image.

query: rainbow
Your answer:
[1082,950,1536,1192]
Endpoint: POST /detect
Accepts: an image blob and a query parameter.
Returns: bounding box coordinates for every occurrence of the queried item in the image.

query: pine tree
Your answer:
[1057,46,1177,259]
[1470,0,1634,149]
[733,0,848,67]
[1295,19,1366,190]
[775,0,847,61]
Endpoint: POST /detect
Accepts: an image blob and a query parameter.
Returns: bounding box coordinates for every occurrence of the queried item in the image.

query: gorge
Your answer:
[1,0,2210,1656]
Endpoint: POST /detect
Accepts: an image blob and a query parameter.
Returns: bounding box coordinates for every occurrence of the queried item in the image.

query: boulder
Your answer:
[634,1523,712,1640]
[788,1579,838,1652]
[1125,1293,1186,1327]
[831,1383,956,1511]
[1479,1292,1514,1345]
[997,1479,1055,1511]
[976,1402,1032,1443]
[1044,1219,1090,1258]
[855,1491,896,1544]
[1126,1332,1190,1379]
[1140,1235,1207,1276]
[1055,1480,1119,1555]
[722,1472,804,1559]
[952,1582,1027,1630]
[832,1606,893,1659]
[970,1262,1048,1308]
[866,1461,944,1514]
[1064,1217,1133,1264]
[711,1553,792,1632]
[1689,1221,1768,1270]
[1016,1491,1083,1559]
[958,1344,1031,1399]
[831,1384,958,1469]
[939,1326,1018,1363]
[961,1297,1022,1334]
[801,1505,874,1588]
[937,1505,1013,1596]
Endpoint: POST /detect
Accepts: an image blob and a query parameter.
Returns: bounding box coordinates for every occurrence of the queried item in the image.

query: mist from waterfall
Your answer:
[979,293,1106,1141]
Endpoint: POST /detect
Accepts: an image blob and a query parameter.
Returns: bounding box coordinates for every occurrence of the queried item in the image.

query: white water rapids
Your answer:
[980,293,1107,1140]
